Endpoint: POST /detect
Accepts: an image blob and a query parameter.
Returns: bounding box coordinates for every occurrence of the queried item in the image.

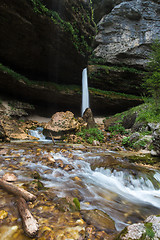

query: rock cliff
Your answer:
[93,0,160,68]
[88,0,160,95]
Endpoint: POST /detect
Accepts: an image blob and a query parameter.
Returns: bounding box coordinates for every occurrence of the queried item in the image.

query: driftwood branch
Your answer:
[50,132,55,145]
[17,197,38,237]
[0,178,36,201]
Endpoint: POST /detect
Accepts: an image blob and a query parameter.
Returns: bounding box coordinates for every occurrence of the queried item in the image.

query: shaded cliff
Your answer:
[0,0,95,85]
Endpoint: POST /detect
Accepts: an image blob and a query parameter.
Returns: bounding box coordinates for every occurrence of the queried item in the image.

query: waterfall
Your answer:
[82,68,89,116]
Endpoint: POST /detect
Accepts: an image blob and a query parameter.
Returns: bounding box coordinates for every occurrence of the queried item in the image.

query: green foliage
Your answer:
[144,223,155,239]
[133,139,149,150]
[89,87,141,100]
[143,40,160,110]
[108,124,127,136]
[77,128,104,144]
[136,98,160,123]
[73,198,80,211]
[122,136,132,147]
[0,62,82,93]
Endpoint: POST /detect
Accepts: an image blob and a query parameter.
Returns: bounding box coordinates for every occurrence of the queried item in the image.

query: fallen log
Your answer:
[0,178,36,201]
[17,197,38,237]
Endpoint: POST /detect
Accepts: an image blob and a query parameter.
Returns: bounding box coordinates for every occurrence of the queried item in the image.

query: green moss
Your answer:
[30,0,94,56]
[0,62,82,93]
[115,227,128,240]
[127,154,159,165]
[73,198,80,211]
[89,87,142,100]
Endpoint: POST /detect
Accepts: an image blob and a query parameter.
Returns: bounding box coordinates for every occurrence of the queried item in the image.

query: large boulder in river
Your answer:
[94,0,160,68]
[43,111,79,139]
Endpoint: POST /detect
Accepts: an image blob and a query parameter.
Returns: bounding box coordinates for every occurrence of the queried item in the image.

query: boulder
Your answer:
[117,215,160,239]
[152,128,160,156]
[122,113,137,129]
[129,132,140,143]
[0,116,37,141]
[43,111,79,139]
[82,108,96,129]
[94,0,160,68]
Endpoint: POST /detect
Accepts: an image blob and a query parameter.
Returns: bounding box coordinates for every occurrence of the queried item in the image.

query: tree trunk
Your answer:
[0,178,36,201]
[17,197,38,237]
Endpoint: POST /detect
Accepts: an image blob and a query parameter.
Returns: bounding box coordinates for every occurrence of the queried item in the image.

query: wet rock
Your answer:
[0,116,38,141]
[89,155,118,170]
[31,171,41,180]
[0,225,19,239]
[29,180,45,191]
[2,173,17,182]
[83,108,96,129]
[43,111,79,139]
[0,210,8,220]
[81,209,116,233]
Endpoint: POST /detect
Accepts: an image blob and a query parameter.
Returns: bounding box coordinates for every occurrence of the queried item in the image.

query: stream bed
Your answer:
[0,141,160,239]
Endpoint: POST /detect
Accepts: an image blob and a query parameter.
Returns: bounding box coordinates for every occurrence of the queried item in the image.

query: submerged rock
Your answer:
[2,173,17,182]
[81,209,116,233]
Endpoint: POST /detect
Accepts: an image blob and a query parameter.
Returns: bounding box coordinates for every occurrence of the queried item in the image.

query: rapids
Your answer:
[0,141,160,238]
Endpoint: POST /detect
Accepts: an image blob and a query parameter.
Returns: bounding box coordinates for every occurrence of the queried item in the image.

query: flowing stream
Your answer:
[0,140,160,236]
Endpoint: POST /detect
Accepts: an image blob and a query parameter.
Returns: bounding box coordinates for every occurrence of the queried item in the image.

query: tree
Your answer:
[144,40,160,110]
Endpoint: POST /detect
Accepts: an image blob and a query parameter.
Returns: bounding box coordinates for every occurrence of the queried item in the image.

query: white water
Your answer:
[22,148,160,230]
[28,127,52,142]
[82,68,89,116]
[2,145,160,231]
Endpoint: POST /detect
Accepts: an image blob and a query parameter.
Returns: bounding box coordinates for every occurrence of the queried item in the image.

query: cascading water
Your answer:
[28,127,52,142]
[2,143,160,233]
[82,68,89,116]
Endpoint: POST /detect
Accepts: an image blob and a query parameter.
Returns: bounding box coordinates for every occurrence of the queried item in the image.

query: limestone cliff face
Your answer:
[0,0,95,85]
[93,0,160,68]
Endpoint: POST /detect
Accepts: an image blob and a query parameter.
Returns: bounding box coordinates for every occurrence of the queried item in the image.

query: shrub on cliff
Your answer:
[143,40,160,110]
